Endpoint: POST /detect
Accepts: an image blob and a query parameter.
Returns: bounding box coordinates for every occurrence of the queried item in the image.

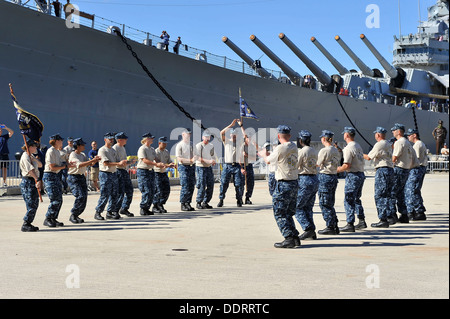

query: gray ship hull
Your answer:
[0,0,447,154]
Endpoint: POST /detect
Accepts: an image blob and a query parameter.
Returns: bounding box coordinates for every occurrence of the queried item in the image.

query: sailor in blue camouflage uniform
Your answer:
[176,128,197,211]
[316,130,341,235]
[195,132,216,209]
[19,139,42,232]
[43,133,74,227]
[67,138,100,223]
[388,123,413,224]
[94,132,128,220]
[218,119,245,207]
[295,130,319,240]
[405,128,428,221]
[363,127,394,228]
[337,127,366,232]
[261,125,300,248]
[113,132,135,217]
[154,136,175,213]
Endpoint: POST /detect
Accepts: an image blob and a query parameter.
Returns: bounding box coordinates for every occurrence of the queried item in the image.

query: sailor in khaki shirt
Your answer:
[67,138,100,223]
[389,123,412,223]
[195,132,216,209]
[154,136,175,213]
[404,128,427,221]
[94,132,128,221]
[295,130,319,241]
[19,139,42,232]
[337,127,366,232]
[363,127,393,227]
[260,125,300,249]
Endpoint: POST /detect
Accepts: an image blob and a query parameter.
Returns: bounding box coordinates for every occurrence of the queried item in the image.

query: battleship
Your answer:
[0,0,448,155]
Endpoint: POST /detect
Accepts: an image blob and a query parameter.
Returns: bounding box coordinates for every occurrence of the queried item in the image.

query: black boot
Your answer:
[299,229,317,240]
[69,214,81,224]
[217,199,224,207]
[196,202,203,209]
[237,198,243,207]
[318,226,339,235]
[186,203,195,211]
[201,202,213,209]
[140,207,153,216]
[53,219,64,226]
[152,204,162,214]
[43,218,56,228]
[371,219,389,228]
[398,214,409,223]
[119,208,134,217]
[339,223,355,233]
[181,203,190,211]
[413,212,427,221]
[274,236,296,248]
[159,204,168,214]
[387,214,398,225]
[355,219,367,230]
[245,197,252,205]
[21,222,39,232]
[94,212,105,220]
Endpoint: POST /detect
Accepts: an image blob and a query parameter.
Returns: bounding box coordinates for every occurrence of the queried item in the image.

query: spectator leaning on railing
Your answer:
[0,124,14,187]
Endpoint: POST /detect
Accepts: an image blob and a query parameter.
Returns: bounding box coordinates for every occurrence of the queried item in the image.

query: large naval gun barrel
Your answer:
[279,33,332,88]
[335,35,375,77]
[250,34,302,86]
[360,34,398,78]
[360,34,406,88]
[310,37,349,75]
[222,36,272,79]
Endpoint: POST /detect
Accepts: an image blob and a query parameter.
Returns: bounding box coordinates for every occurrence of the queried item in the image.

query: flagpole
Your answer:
[239,87,248,197]
[9,83,43,202]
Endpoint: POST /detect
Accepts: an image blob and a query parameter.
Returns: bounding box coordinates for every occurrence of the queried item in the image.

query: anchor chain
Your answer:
[113,29,208,133]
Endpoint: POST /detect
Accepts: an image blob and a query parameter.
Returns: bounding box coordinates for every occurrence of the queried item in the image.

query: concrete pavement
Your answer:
[0,173,448,299]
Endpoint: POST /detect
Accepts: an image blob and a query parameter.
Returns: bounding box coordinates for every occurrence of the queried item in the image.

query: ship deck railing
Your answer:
[7,0,287,81]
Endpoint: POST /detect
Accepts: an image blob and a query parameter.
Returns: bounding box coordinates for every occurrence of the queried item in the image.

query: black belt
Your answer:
[182,164,195,167]
[225,162,240,166]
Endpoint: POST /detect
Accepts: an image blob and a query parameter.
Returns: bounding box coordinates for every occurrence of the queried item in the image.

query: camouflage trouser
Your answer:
[374,167,394,220]
[154,172,171,205]
[67,174,88,217]
[96,171,119,213]
[272,179,299,238]
[318,173,339,227]
[219,163,244,201]
[268,172,276,197]
[389,166,410,216]
[344,172,366,224]
[178,164,196,204]
[43,172,63,219]
[405,166,427,214]
[295,174,319,231]
[244,163,255,199]
[196,166,214,204]
[137,168,155,209]
[20,177,39,223]
[116,169,134,210]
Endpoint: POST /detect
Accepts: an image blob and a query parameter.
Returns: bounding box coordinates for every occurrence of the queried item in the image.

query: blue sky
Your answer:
[73,0,436,76]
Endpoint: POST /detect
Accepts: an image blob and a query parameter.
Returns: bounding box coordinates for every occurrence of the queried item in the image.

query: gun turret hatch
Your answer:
[335,35,375,77]
[222,36,272,79]
[250,34,302,86]
[279,33,332,87]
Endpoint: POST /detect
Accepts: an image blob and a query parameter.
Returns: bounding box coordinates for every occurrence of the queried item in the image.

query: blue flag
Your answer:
[11,86,44,142]
[239,97,258,120]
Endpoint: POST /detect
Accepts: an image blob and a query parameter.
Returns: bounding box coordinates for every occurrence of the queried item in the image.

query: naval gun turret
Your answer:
[311,37,349,76]
[360,34,406,89]
[222,36,273,79]
[279,33,336,92]
[335,35,382,77]
[249,34,302,86]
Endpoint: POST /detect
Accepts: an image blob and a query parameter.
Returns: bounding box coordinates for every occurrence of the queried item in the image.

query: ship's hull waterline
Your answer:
[0,1,447,154]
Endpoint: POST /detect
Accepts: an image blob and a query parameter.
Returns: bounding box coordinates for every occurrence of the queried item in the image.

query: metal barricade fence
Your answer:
[0,160,22,187]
